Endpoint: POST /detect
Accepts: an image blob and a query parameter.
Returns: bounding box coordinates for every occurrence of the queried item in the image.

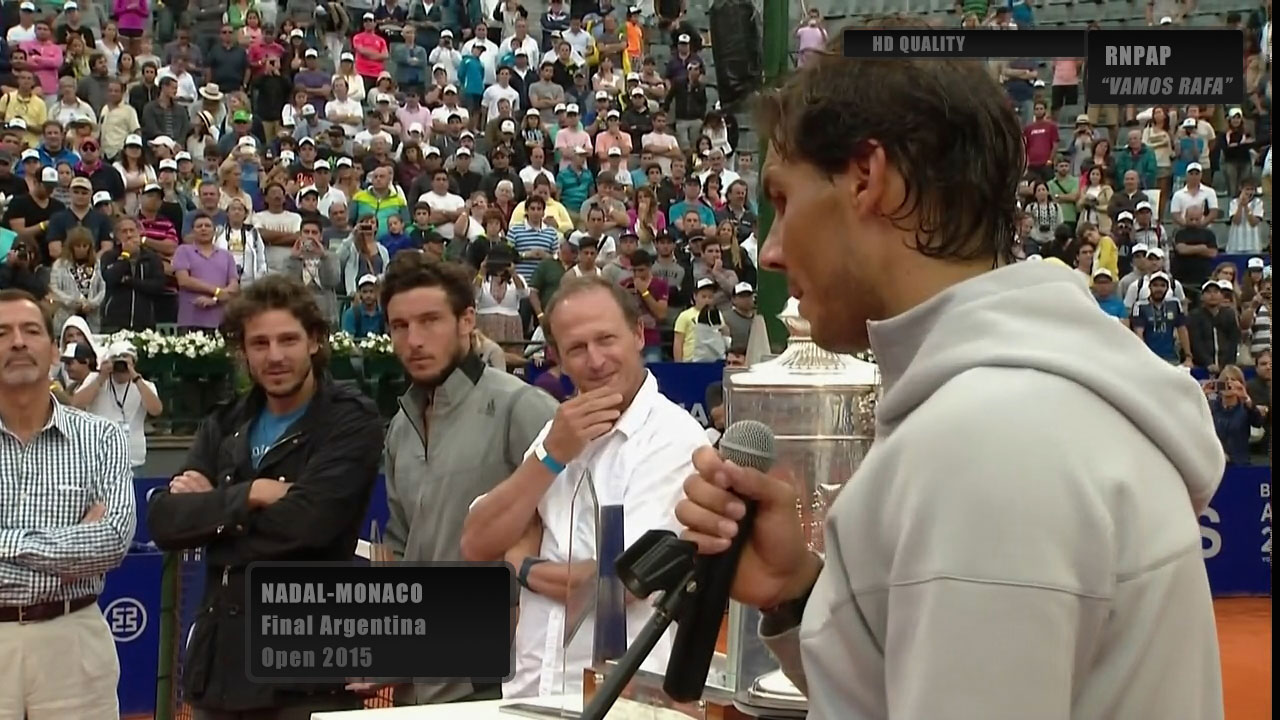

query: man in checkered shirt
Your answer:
[0,288,136,719]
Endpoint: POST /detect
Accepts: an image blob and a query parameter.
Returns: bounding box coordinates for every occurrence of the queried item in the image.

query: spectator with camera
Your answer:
[283,216,341,325]
[72,339,164,472]
[1204,365,1266,466]
[474,242,527,354]
[99,216,167,332]
[0,235,49,298]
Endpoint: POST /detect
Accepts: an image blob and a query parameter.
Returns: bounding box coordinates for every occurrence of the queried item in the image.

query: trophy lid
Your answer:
[729,298,879,387]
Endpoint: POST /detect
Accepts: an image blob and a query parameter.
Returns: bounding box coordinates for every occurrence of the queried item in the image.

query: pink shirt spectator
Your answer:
[554,128,592,167]
[112,0,149,34]
[248,40,286,74]
[351,31,388,79]
[595,130,632,163]
[628,208,667,237]
[396,104,432,139]
[21,40,62,96]
[1052,59,1079,87]
[795,25,827,66]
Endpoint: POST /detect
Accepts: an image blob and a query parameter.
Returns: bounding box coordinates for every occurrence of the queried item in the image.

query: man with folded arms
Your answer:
[0,288,135,719]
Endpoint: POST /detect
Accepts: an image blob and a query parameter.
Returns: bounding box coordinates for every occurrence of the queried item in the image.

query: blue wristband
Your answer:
[537,445,566,474]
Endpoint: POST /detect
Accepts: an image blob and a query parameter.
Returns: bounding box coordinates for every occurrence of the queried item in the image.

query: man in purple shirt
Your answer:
[619,250,670,362]
[171,213,239,331]
[293,51,333,115]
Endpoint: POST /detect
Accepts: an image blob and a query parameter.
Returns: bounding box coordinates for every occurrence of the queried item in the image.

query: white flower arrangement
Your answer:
[102,329,226,358]
[355,333,395,356]
[330,331,358,355]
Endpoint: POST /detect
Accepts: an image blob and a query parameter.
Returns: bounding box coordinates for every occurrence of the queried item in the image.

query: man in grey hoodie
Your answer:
[675,23,1227,720]
[349,253,557,706]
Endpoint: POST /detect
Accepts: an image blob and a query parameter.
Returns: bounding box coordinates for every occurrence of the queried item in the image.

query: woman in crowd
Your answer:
[1206,365,1266,465]
[337,216,390,295]
[1024,180,1061,251]
[473,243,527,350]
[1226,177,1266,254]
[114,134,155,215]
[97,21,125,74]
[1219,108,1254,197]
[49,228,106,332]
[116,51,139,86]
[214,198,268,284]
[1142,106,1175,219]
[1077,165,1113,234]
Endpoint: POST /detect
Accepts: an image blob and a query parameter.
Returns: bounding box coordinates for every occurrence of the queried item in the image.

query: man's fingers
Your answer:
[725,465,793,507]
[569,390,624,414]
[679,529,732,555]
[675,495,740,544]
[579,408,622,427]
[692,445,728,487]
[580,422,617,443]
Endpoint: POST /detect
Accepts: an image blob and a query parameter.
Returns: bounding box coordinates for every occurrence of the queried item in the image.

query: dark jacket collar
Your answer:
[399,352,485,430]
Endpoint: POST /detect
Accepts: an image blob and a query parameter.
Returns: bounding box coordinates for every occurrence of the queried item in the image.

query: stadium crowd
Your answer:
[0,0,1270,459]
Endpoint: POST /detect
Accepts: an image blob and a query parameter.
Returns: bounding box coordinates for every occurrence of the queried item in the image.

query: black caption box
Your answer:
[843,28,1085,59]
[1086,29,1244,104]
[246,562,515,683]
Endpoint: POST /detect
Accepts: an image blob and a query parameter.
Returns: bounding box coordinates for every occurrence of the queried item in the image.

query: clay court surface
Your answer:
[125,597,1270,719]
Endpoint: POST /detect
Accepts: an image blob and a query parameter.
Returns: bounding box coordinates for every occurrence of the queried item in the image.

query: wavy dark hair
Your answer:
[380,252,476,318]
[221,274,332,369]
[755,15,1025,265]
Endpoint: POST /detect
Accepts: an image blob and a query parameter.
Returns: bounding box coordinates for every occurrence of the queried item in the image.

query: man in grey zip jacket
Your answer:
[361,254,557,706]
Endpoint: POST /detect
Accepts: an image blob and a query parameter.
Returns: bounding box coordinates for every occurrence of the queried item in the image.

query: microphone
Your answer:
[663,420,776,702]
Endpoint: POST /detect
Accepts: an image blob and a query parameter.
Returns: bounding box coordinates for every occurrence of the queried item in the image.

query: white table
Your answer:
[311,695,581,719]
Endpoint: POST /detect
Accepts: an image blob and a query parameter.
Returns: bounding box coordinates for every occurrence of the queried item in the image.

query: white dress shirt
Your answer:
[502,371,710,699]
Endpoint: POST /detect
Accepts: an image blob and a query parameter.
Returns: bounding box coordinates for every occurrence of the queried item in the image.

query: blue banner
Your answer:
[100,549,164,716]
[1200,464,1272,596]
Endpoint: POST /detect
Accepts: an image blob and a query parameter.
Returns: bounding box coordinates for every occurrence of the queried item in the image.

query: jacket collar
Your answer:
[400,352,486,422]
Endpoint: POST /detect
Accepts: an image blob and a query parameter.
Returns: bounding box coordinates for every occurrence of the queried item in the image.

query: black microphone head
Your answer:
[719,420,775,473]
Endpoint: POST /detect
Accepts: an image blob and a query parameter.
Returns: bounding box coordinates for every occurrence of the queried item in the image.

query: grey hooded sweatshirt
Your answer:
[762,261,1225,719]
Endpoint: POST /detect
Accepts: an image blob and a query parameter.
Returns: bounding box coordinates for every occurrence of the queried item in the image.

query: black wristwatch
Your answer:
[517,557,547,590]
[760,566,820,636]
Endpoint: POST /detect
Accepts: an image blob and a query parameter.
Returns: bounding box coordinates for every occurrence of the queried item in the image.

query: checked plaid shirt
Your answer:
[0,398,136,606]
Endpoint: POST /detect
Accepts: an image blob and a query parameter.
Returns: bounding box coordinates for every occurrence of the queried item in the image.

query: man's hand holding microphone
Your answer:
[675,446,823,612]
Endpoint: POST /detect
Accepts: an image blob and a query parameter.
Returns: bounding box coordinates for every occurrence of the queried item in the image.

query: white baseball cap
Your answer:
[19,1,35,11]
[565,103,580,115]
[595,90,610,101]
[7,117,27,130]
[92,190,112,206]
[357,274,379,287]
[125,134,144,147]
[1216,279,1235,292]
[1132,243,1150,255]
[1149,270,1172,283]
[408,122,424,135]
[20,148,39,161]
[336,157,354,168]
[527,107,543,117]
[677,33,691,43]
[500,119,516,133]
[456,147,472,157]
[159,158,178,171]
[1092,267,1114,280]
[313,159,331,170]
[1181,118,1197,128]
[1116,211,1134,222]
[341,52,355,62]
[1248,257,1265,269]
[607,146,622,157]
[424,145,441,156]
[175,151,192,162]
[733,282,754,295]
[290,28,304,38]
[150,135,175,147]
[695,277,716,290]
[1186,162,1203,172]
[304,48,318,58]
[1135,201,1153,212]
[40,166,58,183]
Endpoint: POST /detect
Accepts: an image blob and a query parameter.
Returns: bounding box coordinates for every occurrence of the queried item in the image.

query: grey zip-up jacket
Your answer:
[383,353,557,704]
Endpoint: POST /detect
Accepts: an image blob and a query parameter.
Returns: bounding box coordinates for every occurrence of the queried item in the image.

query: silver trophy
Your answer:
[724,297,881,715]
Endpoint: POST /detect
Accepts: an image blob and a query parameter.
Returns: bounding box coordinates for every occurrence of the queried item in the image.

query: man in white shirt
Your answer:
[428,30,463,83]
[461,275,709,700]
[641,111,682,175]
[460,21,500,85]
[418,169,465,239]
[501,17,542,64]
[562,15,594,60]
[430,85,470,132]
[1169,162,1218,227]
[71,340,164,471]
[481,66,521,124]
[696,147,740,187]
[157,57,198,105]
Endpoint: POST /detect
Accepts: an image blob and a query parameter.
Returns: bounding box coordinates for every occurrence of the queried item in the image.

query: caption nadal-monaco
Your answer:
[257,581,429,670]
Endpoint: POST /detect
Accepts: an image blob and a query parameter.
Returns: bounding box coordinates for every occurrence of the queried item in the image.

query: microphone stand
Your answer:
[578,530,701,720]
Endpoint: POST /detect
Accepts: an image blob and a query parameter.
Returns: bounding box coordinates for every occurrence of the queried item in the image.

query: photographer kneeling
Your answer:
[72,340,164,473]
